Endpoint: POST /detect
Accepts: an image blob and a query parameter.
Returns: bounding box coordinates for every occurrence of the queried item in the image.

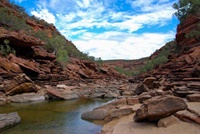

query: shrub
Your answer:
[66,41,95,61]
[0,39,16,56]
[185,22,200,42]
[95,57,103,67]
[0,7,32,31]
[0,1,97,66]
[33,30,69,65]
[173,0,200,23]
[115,66,141,76]
[56,46,69,67]
[34,31,66,51]
[131,41,177,76]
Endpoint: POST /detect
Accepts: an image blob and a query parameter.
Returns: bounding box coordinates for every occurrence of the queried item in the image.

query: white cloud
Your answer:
[54,0,175,36]
[73,31,175,60]
[29,0,177,60]
[127,0,175,12]
[31,8,56,24]
[76,0,92,8]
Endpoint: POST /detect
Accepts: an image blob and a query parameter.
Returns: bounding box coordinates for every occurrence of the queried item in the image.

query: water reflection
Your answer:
[0,99,112,134]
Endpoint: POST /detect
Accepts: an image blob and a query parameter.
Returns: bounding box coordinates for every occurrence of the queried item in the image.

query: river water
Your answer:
[0,99,112,134]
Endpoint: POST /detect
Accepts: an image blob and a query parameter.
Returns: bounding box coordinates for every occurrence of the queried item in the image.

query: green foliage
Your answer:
[95,57,103,64]
[30,15,54,28]
[66,41,95,61]
[0,1,97,66]
[0,39,16,56]
[33,31,65,51]
[10,1,26,14]
[114,66,134,76]
[56,46,69,67]
[130,41,177,76]
[173,0,200,23]
[34,31,69,65]
[33,30,96,63]
[94,57,103,69]
[0,7,32,31]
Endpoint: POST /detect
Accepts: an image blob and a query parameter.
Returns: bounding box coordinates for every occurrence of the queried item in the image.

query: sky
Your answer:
[11,0,179,60]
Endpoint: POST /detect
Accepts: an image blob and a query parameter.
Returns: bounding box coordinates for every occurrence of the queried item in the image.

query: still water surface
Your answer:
[0,99,111,134]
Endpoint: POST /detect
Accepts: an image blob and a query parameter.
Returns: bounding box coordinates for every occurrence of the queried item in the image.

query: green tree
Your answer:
[173,0,200,23]
[56,46,69,67]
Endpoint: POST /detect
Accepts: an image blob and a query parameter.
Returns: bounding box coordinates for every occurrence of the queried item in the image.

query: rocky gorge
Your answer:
[0,0,200,133]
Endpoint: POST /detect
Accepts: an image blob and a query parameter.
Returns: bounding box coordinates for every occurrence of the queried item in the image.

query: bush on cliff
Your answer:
[130,41,177,76]
[173,0,200,23]
[0,1,96,66]
[33,31,69,64]
[173,0,200,42]
[185,23,200,42]
[0,39,16,56]
[0,7,32,31]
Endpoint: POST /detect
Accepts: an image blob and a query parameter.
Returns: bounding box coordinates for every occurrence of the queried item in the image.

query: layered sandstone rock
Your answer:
[4,74,38,96]
[0,27,45,47]
[134,96,187,122]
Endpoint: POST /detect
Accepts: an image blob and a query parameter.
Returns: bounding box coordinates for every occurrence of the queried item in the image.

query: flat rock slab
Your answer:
[110,118,200,134]
[0,112,21,130]
[102,102,200,134]
[81,98,133,121]
[109,107,134,118]
[157,115,179,128]
[9,93,45,103]
[81,109,109,120]
[46,89,79,100]
[187,94,200,102]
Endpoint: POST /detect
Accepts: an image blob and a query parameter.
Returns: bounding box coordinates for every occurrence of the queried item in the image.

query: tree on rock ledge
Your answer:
[173,0,200,22]
[173,0,200,42]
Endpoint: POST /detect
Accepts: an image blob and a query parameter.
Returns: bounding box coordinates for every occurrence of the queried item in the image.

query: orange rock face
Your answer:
[0,27,45,47]
[176,16,200,46]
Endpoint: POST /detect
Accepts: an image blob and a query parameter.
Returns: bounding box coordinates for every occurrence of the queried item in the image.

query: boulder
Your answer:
[89,92,105,98]
[32,46,56,61]
[157,115,179,128]
[81,98,129,121]
[135,83,149,95]
[138,93,152,103]
[134,96,188,122]
[46,89,79,100]
[81,109,109,120]
[0,95,6,105]
[104,91,119,98]
[0,112,21,130]
[0,57,22,73]
[109,107,133,118]
[4,74,38,96]
[94,98,127,111]
[143,77,156,89]
[106,98,127,106]
[6,82,37,96]
[173,87,199,97]
[127,97,139,105]
[191,62,200,77]
[187,94,200,102]
[9,93,45,103]
[175,108,200,125]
